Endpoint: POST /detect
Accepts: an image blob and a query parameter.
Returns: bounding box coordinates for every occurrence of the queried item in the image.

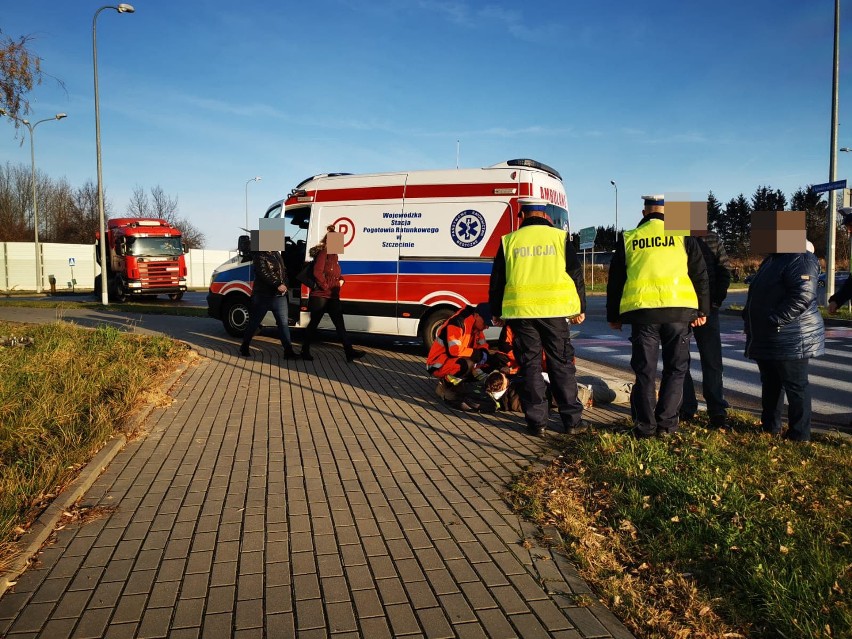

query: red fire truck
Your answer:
[95,218,188,302]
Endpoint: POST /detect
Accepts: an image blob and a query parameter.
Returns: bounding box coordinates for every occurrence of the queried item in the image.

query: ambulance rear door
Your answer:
[309,174,407,335]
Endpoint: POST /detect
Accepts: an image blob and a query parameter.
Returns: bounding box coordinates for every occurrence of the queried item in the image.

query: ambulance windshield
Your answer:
[547,204,570,233]
[266,205,310,244]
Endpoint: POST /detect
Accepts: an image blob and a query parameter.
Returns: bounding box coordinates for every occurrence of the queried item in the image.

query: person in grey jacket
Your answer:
[743,250,825,441]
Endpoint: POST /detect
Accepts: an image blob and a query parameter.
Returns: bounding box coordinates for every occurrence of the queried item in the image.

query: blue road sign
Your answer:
[811,179,847,194]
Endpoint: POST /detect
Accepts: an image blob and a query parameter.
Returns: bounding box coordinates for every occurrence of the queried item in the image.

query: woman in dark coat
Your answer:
[743,249,825,441]
[300,225,365,363]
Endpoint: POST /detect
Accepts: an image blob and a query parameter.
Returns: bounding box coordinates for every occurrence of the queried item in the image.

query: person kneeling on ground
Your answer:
[427,303,508,411]
[426,303,503,384]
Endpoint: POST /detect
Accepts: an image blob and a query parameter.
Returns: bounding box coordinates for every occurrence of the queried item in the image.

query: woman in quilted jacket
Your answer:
[743,247,825,441]
[300,225,365,363]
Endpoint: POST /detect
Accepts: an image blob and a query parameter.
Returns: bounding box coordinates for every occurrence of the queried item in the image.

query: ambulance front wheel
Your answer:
[420,307,455,351]
[223,297,251,337]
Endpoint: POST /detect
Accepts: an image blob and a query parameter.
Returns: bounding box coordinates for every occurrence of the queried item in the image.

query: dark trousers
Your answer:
[630,322,691,435]
[241,294,293,350]
[509,318,583,432]
[682,309,729,417]
[302,296,353,355]
[756,358,812,441]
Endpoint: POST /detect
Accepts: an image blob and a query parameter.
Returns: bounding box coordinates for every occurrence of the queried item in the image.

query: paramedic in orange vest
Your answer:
[426,303,495,384]
[606,194,710,438]
[488,196,589,438]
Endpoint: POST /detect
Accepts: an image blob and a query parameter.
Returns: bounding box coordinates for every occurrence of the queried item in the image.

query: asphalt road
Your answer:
[575,290,852,427]
[4,289,851,427]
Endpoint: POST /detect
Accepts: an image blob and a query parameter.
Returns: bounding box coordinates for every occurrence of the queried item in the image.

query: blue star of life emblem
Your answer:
[450,210,486,248]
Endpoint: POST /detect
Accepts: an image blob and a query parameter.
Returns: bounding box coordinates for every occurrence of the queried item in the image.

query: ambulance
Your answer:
[207,158,571,348]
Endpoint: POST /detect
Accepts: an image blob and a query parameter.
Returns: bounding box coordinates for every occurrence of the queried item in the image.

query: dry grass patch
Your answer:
[0,321,189,571]
[510,413,851,638]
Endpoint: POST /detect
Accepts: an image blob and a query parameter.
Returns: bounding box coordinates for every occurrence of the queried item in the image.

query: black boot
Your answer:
[301,348,313,361]
[345,349,365,363]
[239,344,251,357]
[283,345,299,358]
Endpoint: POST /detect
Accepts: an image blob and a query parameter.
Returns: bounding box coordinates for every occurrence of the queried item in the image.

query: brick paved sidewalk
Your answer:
[0,328,634,639]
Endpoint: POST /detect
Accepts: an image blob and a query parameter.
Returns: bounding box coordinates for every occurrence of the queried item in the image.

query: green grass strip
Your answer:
[0,321,189,570]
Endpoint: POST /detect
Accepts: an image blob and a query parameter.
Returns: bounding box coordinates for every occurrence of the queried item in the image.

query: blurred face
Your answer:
[486,374,509,400]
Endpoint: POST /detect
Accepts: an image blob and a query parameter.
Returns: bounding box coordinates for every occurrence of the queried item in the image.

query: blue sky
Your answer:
[1,1,849,249]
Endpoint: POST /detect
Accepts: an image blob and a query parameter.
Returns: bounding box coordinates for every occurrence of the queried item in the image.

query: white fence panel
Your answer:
[186,249,236,288]
[3,243,37,291]
[1,242,235,292]
[41,243,97,291]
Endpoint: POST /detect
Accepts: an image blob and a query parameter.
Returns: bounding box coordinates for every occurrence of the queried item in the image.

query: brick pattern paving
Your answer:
[0,337,634,638]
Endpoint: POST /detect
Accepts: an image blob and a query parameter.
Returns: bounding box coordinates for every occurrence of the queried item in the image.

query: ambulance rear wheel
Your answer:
[223,297,250,337]
[420,308,454,351]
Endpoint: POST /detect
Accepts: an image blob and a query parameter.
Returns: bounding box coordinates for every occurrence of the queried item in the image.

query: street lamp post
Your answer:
[610,180,618,236]
[93,3,134,306]
[245,176,261,230]
[841,148,852,310]
[825,0,840,301]
[0,110,67,293]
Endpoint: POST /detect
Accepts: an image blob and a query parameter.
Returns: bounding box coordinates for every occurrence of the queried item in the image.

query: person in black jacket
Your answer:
[743,246,825,442]
[240,251,299,358]
[680,230,732,427]
[828,209,852,314]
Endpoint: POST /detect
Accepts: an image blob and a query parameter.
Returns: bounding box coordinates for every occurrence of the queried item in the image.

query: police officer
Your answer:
[489,196,589,438]
[606,195,710,438]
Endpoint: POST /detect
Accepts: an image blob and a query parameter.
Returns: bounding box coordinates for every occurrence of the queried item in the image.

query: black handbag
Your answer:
[295,260,318,290]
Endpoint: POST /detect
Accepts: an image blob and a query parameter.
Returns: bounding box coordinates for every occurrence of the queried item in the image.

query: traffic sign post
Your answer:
[810,179,847,301]
[578,227,597,289]
[578,226,596,250]
[811,179,847,194]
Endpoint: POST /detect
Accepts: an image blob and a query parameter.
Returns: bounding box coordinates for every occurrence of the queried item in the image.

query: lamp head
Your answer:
[255,176,262,182]
[117,3,135,13]
[610,180,616,186]
[56,113,67,120]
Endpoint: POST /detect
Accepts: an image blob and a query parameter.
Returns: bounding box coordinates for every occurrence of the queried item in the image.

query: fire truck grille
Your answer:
[138,261,181,286]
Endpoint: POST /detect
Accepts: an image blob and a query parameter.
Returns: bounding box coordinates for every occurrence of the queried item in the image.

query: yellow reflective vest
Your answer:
[501,225,581,319]
[619,218,698,314]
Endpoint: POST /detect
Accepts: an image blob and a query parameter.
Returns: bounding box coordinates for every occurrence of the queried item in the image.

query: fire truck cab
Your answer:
[96,218,188,302]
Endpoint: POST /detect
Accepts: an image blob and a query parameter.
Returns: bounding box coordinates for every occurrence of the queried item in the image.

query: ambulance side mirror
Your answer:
[237,235,252,261]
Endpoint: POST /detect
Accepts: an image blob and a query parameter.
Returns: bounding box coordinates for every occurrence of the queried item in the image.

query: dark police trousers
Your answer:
[630,322,691,436]
[509,317,584,431]
[681,309,729,417]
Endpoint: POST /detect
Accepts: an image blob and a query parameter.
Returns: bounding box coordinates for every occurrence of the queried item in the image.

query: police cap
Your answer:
[518,197,549,213]
[642,194,665,206]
